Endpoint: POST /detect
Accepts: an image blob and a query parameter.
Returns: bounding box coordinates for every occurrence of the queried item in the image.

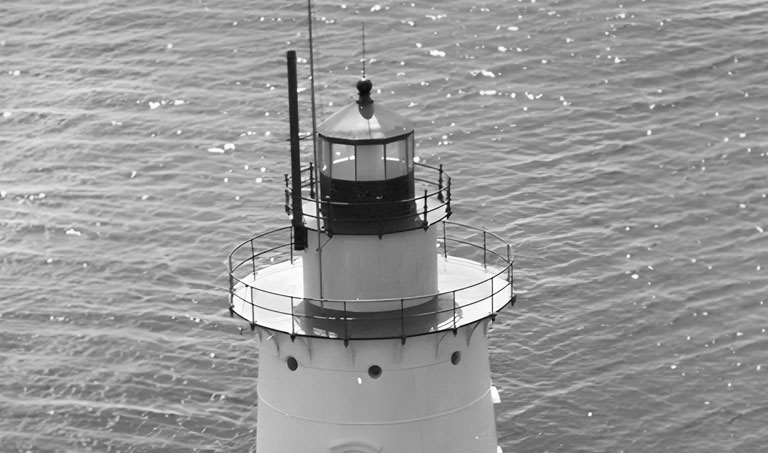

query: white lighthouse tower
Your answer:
[228,51,515,453]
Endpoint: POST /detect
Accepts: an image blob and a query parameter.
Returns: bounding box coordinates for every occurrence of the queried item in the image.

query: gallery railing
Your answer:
[284,162,452,235]
[228,221,515,341]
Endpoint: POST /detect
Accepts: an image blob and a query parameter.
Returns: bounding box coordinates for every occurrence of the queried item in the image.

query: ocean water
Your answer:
[2,0,767,452]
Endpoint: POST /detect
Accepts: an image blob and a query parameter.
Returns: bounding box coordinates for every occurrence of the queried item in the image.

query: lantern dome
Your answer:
[317,79,413,141]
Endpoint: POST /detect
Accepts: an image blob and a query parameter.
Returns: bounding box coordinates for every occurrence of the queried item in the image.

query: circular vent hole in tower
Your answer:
[368,365,382,379]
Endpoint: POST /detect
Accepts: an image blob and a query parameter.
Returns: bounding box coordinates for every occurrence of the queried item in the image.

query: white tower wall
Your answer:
[303,227,438,308]
[254,319,498,453]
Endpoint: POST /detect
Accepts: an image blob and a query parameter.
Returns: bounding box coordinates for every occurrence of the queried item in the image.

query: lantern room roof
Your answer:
[317,79,414,141]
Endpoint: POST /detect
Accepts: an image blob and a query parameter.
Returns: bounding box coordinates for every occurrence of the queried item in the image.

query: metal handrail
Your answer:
[284,162,452,235]
[228,221,515,340]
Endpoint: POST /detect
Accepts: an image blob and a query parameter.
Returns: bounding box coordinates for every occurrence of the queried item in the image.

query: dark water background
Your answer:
[2,0,767,451]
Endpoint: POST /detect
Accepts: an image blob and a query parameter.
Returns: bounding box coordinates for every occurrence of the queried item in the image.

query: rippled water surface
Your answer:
[2,0,768,452]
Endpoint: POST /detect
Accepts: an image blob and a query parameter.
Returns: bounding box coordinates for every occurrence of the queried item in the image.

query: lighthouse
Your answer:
[228,50,515,453]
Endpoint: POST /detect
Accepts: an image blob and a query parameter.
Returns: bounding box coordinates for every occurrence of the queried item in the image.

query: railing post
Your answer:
[483,230,487,269]
[326,201,334,237]
[443,221,448,261]
[491,276,495,314]
[446,177,452,218]
[309,162,316,199]
[289,224,294,264]
[250,286,256,329]
[250,239,257,277]
[228,255,234,310]
[507,244,512,283]
[422,189,429,229]
[437,164,444,202]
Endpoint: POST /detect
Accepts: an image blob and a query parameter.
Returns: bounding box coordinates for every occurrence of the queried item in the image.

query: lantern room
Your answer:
[316,79,418,235]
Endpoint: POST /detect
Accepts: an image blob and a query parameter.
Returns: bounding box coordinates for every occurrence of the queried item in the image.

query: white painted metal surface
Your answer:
[253,321,499,453]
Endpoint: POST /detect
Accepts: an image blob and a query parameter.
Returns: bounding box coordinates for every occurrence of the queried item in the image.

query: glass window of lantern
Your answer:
[356,144,385,181]
[318,138,331,176]
[331,143,356,180]
[407,133,415,170]
[384,139,408,179]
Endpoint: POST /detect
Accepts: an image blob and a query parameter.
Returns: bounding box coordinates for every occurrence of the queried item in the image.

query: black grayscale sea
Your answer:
[2,1,767,451]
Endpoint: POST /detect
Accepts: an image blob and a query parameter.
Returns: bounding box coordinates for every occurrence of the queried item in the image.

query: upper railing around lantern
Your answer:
[285,162,452,236]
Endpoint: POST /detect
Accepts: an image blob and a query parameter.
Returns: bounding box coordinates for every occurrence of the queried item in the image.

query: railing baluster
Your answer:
[228,256,234,311]
[422,189,429,229]
[309,162,315,199]
[250,286,256,329]
[437,164,444,202]
[250,239,257,277]
[483,230,487,269]
[446,177,452,218]
[443,221,448,261]
[452,291,457,332]
[491,276,494,314]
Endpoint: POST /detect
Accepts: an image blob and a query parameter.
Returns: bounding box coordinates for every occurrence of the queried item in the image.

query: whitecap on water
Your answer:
[66,228,82,236]
[207,147,225,154]
[470,69,496,78]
